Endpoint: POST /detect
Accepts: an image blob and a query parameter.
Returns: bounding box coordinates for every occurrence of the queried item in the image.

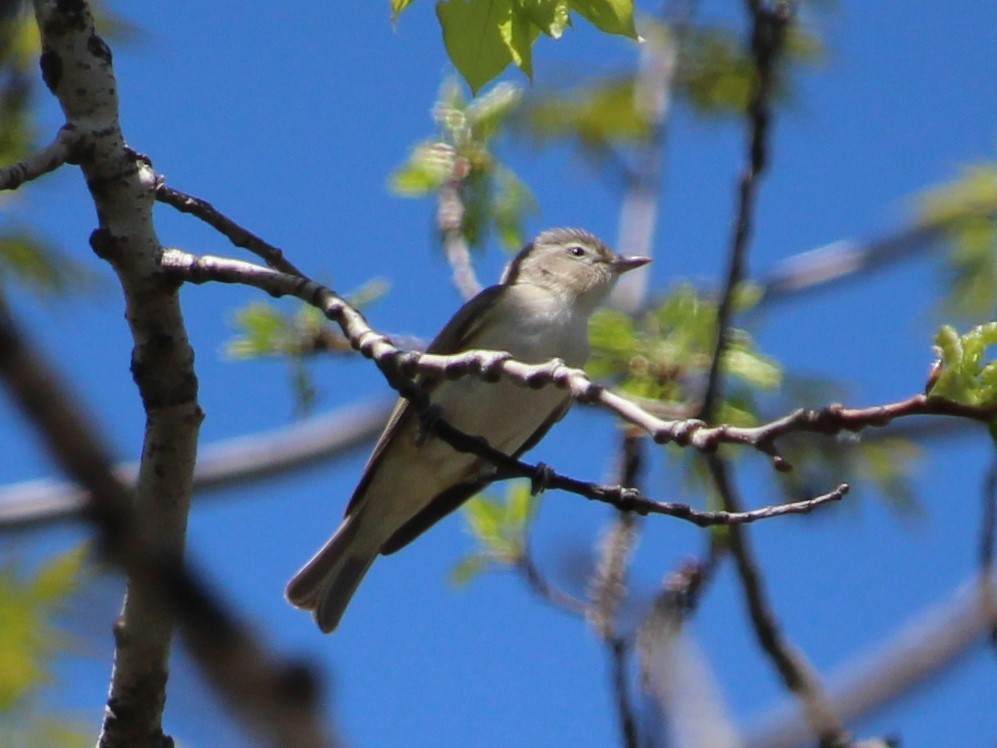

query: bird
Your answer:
[286,227,651,632]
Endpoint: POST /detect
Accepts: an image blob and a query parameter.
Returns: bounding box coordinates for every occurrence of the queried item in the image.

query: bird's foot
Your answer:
[416,404,442,446]
[530,462,555,496]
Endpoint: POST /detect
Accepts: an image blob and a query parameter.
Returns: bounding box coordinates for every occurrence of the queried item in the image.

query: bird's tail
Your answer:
[285,516,378,633]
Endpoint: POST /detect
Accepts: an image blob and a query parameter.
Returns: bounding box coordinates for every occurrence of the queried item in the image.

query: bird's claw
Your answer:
[530,462,555,496]
[416,404,442,446]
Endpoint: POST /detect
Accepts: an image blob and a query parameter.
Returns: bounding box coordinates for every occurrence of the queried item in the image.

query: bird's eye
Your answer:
[567,245,586,257]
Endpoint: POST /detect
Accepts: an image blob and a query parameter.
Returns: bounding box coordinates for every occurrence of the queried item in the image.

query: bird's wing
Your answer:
[380,385,572,555]
[343,285,506,518]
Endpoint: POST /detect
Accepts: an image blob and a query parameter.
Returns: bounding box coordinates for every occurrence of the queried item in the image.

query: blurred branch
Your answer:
[161,250,997,471]
[588,431,645,748]
[611,22,679,313]
[519,551,588,617]
[0,123,81,190]
[0,302,337,747]
[707,455,849,747]
[757,226,941,305]
[437,179,482,300]
[982,457,997,584]
[700,0,790,422]
[0,398,392,531]
[746,572,997,748]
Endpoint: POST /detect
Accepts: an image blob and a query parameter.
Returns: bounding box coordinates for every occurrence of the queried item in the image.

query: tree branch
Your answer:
[0,303,338,748]
[700,0,791,422]
[0,398,392,531]
[0,123,82,190]
[746,571,997,747]
[708,455,849,747]
[155,183,305,276]
[161,249,997,468]
[30,1,201,742]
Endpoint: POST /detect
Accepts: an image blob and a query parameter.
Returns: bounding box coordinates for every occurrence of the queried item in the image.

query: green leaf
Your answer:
[929,323,997,407]
[391,0,417,22]
[436,0,517,95]
[516,0,571,38]
[567,0,638,39]
[502,3,540,78]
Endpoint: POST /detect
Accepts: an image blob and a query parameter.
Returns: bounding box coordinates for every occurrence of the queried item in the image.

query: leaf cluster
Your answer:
[393,0,639,94]
[588,283,780,426]
[930,323,997,411]
[389,81,536,250]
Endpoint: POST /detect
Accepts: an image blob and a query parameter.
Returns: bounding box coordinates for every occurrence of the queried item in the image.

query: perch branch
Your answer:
[161,249,997,468]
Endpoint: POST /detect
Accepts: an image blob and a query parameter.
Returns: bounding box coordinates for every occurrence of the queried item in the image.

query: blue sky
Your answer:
[2,2,996,746]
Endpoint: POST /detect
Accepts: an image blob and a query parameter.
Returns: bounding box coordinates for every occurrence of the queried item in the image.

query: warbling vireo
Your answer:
[286,227,651,632]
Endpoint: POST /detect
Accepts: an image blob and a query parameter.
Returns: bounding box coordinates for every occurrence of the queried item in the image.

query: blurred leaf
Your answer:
[929,323,997,409]
[0,546,86,712]
[455,482,540,585]
[390,80,535,250]
[450,553,492,586]
[519,77,652,151]
[388,141,456,197]
[588,283,780,418]
[0,231,93,297]
[675,24,823,117]
[778,434,922,514]
[916,164,997,320]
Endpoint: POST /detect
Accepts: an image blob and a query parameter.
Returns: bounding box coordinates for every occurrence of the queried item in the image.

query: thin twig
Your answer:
[0,124,81,190]
[707,454,849,747]
[155,183,304,276]
[699,0,791,422]
[161,249,997,468]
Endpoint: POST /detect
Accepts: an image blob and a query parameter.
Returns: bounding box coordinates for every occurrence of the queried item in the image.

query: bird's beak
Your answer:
[612,255,652,274]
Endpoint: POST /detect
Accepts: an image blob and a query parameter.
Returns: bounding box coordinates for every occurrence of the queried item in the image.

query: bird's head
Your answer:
[501,228,651,310]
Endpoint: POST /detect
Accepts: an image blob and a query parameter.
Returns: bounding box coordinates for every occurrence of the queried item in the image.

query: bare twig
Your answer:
[588,432,645,638]
[161,249,997,468]
[0,303,337,748]
[155,183,304,276]
[588,431,646,748]
[708,455,849,747]
[0,398,392,531]
[699,0,791,422]
[0,124,81,190]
